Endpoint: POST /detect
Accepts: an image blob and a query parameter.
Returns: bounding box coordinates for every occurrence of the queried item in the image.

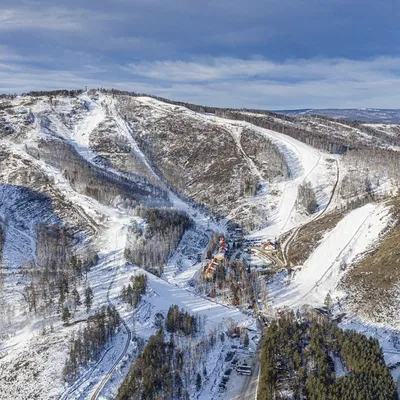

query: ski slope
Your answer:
[218,121,337,241]
[270,203,392,308]
[135,96,337,241]
[246,126,337,240]
[147,273,254,327]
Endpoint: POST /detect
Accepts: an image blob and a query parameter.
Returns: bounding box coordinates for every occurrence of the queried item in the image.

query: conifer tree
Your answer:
[196,372,202,392]
[85,286,94,313]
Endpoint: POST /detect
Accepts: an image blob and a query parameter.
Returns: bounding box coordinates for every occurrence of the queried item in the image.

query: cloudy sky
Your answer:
[1,0,399,109]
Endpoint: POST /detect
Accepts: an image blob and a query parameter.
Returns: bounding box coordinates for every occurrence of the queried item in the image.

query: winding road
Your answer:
[90,276,133,400]
[282,159,340,266]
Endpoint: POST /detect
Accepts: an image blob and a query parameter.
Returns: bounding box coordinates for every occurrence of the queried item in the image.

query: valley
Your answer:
[0,89,399,399]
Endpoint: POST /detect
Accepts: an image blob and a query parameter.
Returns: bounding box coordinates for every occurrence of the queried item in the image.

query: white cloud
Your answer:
[1,56,400,109]
[127,56,400,83]
[0,6,124,32]
[122,57,400,108]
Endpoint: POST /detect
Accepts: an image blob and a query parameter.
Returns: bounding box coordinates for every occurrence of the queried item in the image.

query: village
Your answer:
[201,227,282,300]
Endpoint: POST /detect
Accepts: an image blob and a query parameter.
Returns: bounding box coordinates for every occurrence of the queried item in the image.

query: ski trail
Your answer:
[72,95,105,150]
[270,203,391,308]
[227,124,264,182]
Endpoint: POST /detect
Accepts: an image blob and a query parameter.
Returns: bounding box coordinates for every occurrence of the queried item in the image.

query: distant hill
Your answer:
[276,108,400,123]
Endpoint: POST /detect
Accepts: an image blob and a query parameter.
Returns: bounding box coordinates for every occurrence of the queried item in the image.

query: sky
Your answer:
[1,0,400,109]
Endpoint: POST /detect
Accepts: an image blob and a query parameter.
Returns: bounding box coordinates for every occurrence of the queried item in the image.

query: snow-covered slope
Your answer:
[0,90,399,400]
[270,203,392,309]
[0,92,258,399]
[0,185,60,268]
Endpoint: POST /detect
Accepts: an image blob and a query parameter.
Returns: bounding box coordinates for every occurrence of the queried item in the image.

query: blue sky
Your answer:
[1,0,399,108]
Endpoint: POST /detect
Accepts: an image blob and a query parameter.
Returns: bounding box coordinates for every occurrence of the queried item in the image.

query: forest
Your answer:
[24,224,98,317]
[297,181,319,214]
[258,312,398,400]
[165,304,198,336]
[240,128,290,181]
[198,252,269,309]
[124,207,192,276]
[21,88,400,154]
[340,147,400,201]
[26,137,168,208]
[88,88,351,154]
[118,305,215,400]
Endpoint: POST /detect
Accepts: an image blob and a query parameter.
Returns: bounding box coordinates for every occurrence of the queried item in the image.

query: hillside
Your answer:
[0,89,399,400]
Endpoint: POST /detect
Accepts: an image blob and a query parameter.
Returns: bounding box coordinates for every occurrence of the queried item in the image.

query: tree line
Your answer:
[16,88,400,152]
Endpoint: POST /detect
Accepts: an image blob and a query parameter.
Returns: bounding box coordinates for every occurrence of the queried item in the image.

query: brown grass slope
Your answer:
[341,198,400,321]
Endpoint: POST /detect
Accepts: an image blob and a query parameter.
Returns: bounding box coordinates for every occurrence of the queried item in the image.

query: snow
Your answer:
[69,94,106,161]
[270,203,391,309]
[134,96,337,239]
[0,92,255,399]
[330,352,347,377]
[0,92,398,399]
[0,185,58,269]
[147,273,253,328]
[240,126,337,240]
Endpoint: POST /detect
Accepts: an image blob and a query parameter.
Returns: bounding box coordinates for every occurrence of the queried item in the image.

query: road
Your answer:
[282,159,340,267]
[234,319,263,400]
[233,357,260,400]
[60,227,134,400]
[238,161,340,399]
[90,233,133,400]
[60,273,133,400]
[250,247,284,270]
